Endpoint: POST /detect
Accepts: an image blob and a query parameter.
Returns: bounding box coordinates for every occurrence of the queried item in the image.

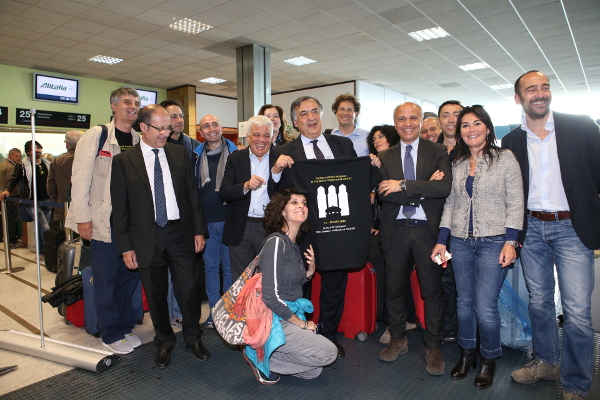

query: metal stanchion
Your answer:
[0,108,119,373]
[1,200,24,274]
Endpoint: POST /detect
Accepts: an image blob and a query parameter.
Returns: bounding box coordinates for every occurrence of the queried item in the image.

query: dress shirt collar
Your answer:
[331,126,361,137]
[300,133,326,145]
[400,138,420,154]
[139,139,164,156]
[521,110,554,139]
[248,147,270,162]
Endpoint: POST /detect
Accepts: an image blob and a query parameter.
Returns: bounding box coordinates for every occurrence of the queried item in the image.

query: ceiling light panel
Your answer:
[88,55,123,65]
[284,56,317,66]
[408,27,450,42]
[459,62,491,71]
[169,18,213,35]
[199,77,226,84]
[490,83,512,90]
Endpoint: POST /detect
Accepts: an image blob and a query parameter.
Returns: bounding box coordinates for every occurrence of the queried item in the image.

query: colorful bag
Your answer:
[211,254,261,345]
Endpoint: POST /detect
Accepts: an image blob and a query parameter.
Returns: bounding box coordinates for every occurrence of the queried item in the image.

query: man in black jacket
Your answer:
[269,96,358,360]
[502,71,600,400]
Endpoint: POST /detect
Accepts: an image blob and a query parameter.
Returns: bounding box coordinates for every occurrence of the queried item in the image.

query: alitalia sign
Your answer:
[40,83,68,91]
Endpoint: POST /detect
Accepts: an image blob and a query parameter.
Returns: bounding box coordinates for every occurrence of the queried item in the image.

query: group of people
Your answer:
[0,131,82,256]
[18,69,597,400]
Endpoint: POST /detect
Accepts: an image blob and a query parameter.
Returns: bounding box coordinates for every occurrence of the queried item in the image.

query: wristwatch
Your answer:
[399,180,407,191]
[505,240,519,248]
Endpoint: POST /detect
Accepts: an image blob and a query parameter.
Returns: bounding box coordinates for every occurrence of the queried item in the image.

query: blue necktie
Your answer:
[152,149,168,227]
[402,145,416,219]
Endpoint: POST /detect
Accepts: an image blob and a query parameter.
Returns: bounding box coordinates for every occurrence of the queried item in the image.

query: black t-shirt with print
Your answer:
[115,128,133,152]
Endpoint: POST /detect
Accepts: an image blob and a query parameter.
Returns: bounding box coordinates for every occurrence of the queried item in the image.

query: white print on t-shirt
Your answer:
[316,184,349,219]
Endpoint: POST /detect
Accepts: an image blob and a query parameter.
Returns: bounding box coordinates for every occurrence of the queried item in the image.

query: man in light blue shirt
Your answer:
[219,115,275,281]
[503,70,600,400]
[330,93,370,157]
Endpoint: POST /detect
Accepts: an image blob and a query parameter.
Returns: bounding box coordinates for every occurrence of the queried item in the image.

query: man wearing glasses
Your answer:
[111,104,209,368]
[66,87,142,354]
[330,93,370,157]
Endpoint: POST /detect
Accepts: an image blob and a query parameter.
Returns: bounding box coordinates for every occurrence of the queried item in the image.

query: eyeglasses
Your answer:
[337,107,355,113]
[145,123,172,134]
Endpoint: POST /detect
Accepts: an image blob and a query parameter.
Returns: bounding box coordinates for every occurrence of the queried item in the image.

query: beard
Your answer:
[523,96,551,120]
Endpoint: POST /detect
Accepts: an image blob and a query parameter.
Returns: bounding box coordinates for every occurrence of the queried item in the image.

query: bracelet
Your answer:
[303,321,308,330]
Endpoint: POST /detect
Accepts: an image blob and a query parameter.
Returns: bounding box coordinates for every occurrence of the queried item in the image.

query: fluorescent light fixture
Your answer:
[408,27,450,42]
[459,62,491,71]
[169,18,212,35]
[199,77,226,84]
[490,83,512,90]
[88,55,123,65]
[284,56,316,66]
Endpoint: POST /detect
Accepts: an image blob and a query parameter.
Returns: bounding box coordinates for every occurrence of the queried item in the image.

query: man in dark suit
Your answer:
[269,95,358,360]
[219,115,275,282]
[47,130,82,222]
[502,71,600,400]
[111,104,210,368]
[376,102,451,375]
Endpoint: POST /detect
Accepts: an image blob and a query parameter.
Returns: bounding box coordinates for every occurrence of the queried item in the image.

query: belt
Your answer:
[528,210,571,221]
[396,218,428,226]
[246,217,264,223]
[155,219,180,227]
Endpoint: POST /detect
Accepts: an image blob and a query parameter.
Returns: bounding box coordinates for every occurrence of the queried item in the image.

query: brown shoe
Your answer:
[378,337,408,362]
[425,348,445,375]
[511,358,560,384]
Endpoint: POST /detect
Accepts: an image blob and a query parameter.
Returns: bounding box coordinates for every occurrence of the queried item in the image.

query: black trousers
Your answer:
[318,269,348,342]
[383,221,445,349]
[138,222,202,350]
[228,220,266,282]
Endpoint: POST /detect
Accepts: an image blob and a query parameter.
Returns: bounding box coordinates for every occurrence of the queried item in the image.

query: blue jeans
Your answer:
[167,270,182,320]
[203,221,232,320]
[26,203,51,255]
[450,235,508,359]
[520,217,594,396]
[90,231,140,343]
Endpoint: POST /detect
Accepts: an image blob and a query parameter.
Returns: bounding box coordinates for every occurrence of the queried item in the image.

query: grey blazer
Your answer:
[440,149,523,239]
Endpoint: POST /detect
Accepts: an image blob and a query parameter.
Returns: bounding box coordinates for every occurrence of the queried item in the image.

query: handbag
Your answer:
[211,253,262,345]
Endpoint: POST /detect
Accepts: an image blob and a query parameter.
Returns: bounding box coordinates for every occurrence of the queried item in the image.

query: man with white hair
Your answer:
[47,130,82,222]
[219,115,276,281]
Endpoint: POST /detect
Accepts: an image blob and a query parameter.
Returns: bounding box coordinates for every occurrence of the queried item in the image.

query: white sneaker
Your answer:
[124,333,142,348]
[103,339,134,354]
[171,318,183,329]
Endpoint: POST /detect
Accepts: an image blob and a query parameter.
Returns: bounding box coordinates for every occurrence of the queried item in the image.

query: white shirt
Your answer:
[271,133,335,183]
[140,140,180,221]
[247,149,271,218]
[396,139,427,221]
[522,111,570,212]
[301,133,334,160]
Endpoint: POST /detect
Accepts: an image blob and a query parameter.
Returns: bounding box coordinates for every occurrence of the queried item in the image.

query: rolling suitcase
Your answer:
[410,269,426,330]
[311,263,377,341]
[43,228,65,273]
[65,299,85,327]
[57,238,90,316]
[82,266,100,337]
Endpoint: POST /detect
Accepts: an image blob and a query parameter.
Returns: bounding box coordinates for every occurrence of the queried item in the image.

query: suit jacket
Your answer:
[377,138,452,252]
[219,148,277,247]
[501,111,600,250]
[269,133,357,193]
[47,150,75,220]
[111,142,208,269]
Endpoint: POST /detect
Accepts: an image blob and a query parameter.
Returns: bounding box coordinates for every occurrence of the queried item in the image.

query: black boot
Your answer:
[474,356,496,389]
[450,346,477,380]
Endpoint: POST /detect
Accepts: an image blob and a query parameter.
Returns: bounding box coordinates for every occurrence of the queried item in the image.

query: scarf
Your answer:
[233,273,272,361]
[200,137,229,191]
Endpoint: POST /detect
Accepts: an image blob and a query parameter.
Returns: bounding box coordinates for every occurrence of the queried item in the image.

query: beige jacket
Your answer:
[65,121,140,243]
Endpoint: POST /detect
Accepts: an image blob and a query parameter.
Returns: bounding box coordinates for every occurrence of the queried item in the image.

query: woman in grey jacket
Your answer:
[243,187,337,385]
[431,105,523,390]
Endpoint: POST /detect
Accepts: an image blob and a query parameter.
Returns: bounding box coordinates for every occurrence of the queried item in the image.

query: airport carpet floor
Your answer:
[2,325,598,400]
